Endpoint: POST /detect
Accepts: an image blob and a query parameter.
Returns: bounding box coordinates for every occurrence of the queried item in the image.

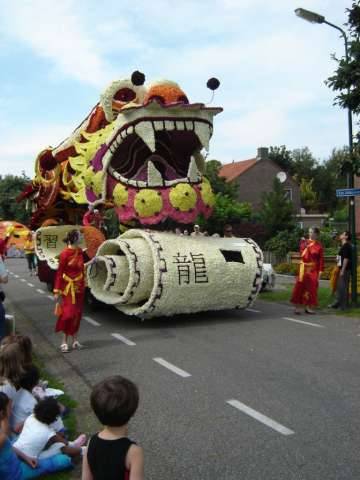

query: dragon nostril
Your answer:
[148,95,165,105]
[177,95,189,104]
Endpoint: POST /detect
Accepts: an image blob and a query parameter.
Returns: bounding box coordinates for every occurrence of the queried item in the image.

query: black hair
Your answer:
[34,398,60,425]
[311,227,320,236]
[19,365,40,392]
[343,231,352,241]
[63,229,80,245]
[0,392,9,415]
[90,376,139,427]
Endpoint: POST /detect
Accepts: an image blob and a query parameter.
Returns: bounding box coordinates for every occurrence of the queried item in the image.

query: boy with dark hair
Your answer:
[82,375,144,480]
[14,397,86,461]
[11,365,40,432]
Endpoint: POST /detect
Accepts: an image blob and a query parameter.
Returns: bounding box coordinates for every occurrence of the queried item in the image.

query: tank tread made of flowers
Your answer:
[86,229,264,319]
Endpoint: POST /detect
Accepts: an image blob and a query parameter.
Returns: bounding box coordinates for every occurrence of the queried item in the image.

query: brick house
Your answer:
[219,147,301,213]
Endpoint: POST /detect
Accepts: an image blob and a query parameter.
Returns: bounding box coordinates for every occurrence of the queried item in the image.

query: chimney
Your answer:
[256,147,269,161]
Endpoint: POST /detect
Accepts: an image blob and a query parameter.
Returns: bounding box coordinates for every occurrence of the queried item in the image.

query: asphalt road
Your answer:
[4,258,360,480]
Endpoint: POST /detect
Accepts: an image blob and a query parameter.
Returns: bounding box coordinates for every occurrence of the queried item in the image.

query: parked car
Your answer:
[261,263,276,291]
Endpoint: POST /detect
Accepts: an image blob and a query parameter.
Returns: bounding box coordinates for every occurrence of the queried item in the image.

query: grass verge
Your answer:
[260,286,360,317]
[34,357,78,480]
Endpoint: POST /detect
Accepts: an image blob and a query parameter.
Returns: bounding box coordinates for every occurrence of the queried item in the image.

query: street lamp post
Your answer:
[295,7,358,305]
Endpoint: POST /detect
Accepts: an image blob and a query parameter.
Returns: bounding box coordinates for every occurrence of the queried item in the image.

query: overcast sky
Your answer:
[0,0,354,176]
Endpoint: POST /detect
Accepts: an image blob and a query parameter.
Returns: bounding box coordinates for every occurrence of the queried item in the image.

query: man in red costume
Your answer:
[54,229,85,353]
[82,206,104,230]
[291,227,324,314]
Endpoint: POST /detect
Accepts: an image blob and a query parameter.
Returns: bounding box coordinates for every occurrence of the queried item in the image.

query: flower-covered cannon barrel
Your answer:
[86,230,263,319]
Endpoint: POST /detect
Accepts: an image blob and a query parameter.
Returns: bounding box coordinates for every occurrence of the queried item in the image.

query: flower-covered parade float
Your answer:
[21,72,264,318]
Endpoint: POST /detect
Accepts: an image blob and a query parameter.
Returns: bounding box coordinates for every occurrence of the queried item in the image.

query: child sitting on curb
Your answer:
[82,375,144,480]
[0,392,72,479]
[14,397,86,461]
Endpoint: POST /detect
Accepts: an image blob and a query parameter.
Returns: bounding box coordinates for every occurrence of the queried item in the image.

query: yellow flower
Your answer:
[200,178,215,207]
[169,183,197,211]
[134,189,163,217]
[92,171,104,196]
[113,183,128,207]
[83,167,95,187]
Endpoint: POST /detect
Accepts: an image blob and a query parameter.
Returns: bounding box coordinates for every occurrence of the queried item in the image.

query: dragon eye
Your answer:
[177,95,189,104]
[148,95,165,105]
[113,88,136,103]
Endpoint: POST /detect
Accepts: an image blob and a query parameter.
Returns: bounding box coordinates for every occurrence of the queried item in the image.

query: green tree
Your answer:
[300,178,317,212]
[198,194,251,235]
[313,147,348,212]
[205,159,238,199]
[268,145,293,173]
[0,173,30,225]
[259,178,295,237]
[291,147,318,181]
[326,2,360,171]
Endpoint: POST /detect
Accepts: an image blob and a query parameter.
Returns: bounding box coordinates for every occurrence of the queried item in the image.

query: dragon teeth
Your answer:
[193,151,205,174]
[176,121,185,130]
[164,120,175,131]
[187,156,202,183]
[194,122,211,152]
[135,122,156,152]
[147,161,163,187]
[154,121,164,131]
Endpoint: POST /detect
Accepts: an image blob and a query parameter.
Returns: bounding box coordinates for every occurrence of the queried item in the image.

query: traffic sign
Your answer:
[336,188,360,197]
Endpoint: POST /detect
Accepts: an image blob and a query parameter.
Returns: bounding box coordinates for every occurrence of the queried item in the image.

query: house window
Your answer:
[284,188,292,201]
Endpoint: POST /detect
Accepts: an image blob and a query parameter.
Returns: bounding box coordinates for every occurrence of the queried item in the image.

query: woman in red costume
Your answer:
[291,227,324,314]
[54,230,85,353]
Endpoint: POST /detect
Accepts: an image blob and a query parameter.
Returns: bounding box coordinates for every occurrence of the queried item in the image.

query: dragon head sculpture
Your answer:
[24,72,222,226]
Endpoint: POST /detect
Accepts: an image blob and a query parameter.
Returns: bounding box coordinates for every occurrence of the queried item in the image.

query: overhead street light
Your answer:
[295,8,325,24]
[295,7,358,305]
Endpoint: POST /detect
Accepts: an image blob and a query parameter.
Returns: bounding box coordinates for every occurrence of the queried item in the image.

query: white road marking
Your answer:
[20,278,26,282]
[84,316,101,327]
[111,333,136,346]
[36,289,45,294]
[246,308,261,313]
[27,283,34,288]
[282,317,324,328]
[15,275,20,279]
[226,399,295,436]
[8,271,13,275]
[47,295,55,301]
[153,357,191,378]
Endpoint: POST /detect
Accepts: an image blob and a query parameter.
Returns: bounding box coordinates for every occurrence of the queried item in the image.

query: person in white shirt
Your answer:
[13,397,87,460]
[11,365,66,435]
[190,224,203,237]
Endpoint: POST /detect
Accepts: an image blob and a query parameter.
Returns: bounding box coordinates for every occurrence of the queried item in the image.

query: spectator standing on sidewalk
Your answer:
[329,231,352,310]
[0,256,8,340]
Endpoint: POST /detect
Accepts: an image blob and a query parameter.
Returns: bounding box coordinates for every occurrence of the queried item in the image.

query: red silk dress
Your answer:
[291,239,324,306]
[54,247,85,336]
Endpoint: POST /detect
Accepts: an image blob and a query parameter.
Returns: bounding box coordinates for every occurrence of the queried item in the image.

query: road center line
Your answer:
[14,274,19,278]
[153,357,191,378]
[246,308,261,313]
[111,333,136,346]
[27,283,34,287]
[84,316,101,327]
[36,289,45,294]
[20,278,26,282]
[226,399,295,436]
[282,317,324,328]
